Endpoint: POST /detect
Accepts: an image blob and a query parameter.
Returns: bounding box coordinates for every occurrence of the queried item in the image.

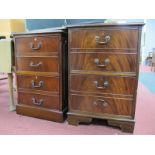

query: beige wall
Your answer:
[0,19,25,37]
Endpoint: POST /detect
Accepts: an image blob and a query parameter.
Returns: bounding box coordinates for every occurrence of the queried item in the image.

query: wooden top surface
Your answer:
[12,22,145,36]
[12,26,66,36]
[67,22,145,28]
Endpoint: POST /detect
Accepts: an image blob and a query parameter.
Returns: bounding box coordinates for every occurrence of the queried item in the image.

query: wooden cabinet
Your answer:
[13,30,68,122]
[67,23,144,132]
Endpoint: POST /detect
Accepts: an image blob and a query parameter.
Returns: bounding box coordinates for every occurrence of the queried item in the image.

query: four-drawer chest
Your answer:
[13,23,143,133]
[67,23,143,133]
[13,29,68,122]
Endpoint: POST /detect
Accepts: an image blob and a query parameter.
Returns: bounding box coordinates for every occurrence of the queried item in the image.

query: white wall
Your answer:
[127,19,155,62]
[145,19,155,58]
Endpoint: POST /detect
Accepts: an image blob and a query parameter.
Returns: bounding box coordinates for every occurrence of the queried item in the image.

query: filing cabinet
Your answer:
[67,23,143,132]
[13,30,67,122]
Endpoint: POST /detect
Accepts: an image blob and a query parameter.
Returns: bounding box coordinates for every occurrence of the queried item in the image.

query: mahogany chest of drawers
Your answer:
[13,30,68,122]
[67,23,143,132]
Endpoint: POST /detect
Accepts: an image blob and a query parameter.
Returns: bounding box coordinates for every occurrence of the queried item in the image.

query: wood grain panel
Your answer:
[70,74,136,95]
[70,52,137,72]
[17,75,59,92]
[70,94,133,116]
[69,28,138,49]
[16,104,65,122]
[16,57,59,73]
[18,92,61,110]
[15,35,60,55]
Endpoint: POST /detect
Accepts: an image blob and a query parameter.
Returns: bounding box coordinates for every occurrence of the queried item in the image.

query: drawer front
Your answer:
[69,28,138,49]
[16,57,59,73]
[70,53,137,72]
[15,35,60,55]
[70,94,133,116]
[17,75,59,92]
[70,75,136,95]
[18,92,61,110]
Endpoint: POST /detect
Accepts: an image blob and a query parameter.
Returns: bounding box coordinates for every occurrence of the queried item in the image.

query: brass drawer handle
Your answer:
[29,61,42,67]
[95,35,110,45]
[31,80,44,88]
[94,58,110,67]
[30,42,42,50]
[93,99,108,107]
[32,97,43,106]
[94,80,109,89]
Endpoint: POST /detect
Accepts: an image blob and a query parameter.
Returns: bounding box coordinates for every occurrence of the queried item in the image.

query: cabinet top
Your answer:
[67,22,145,28]
[12,27,66,36]
[12,22,145,36]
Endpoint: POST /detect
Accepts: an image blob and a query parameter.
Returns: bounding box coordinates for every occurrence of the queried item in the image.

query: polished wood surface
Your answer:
[69,28,138,49]
[70,74,136,95]
[17,75,59,92]
[15,35,60,54]
[13,31,68,122]
[70,52,137,72]
[16,57,59,73]
[18,91,60,110]
[67,22,145,28]
[16,104,66,122]
[69,94,133,116]
[67,24,143,132]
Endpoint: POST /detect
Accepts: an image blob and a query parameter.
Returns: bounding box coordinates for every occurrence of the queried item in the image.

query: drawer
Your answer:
[70,74,136,95]
[69,28,138,49]
[16,57,59,73]
[70,52,137,72]
[69,94,133,116]
[18,92,61,110]
[15,35,60,55]
[17,75,59,92]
